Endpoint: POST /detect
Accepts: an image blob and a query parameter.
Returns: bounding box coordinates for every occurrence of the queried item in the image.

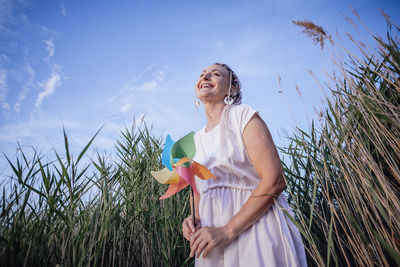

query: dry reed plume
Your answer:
[282,10,400,267]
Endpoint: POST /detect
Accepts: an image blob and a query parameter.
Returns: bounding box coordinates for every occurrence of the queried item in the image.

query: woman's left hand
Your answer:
[189,226,234,258]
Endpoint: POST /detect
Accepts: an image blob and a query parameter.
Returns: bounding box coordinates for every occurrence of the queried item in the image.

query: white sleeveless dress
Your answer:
[193,104,307,267]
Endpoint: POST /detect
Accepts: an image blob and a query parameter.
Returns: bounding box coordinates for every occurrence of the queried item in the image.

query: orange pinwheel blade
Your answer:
[174,157,191,166]
[193,161,215,180]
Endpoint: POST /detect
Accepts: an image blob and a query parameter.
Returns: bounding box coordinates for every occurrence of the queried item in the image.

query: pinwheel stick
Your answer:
[191,187,196,228]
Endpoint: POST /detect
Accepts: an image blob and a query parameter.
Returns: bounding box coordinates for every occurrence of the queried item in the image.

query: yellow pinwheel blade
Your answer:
[150,167,179,184]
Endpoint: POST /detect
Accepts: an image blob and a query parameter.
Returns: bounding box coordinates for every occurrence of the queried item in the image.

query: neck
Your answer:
[203,101,226,132]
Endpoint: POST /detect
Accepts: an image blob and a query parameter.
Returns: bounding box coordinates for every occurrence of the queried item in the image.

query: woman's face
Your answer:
[195,64,231,104]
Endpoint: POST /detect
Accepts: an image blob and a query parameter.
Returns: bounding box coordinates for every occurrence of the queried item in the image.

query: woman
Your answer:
[182,63,307,266]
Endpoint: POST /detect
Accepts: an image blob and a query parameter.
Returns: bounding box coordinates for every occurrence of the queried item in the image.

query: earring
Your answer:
[195,98,201,107]
[224,96,234,105]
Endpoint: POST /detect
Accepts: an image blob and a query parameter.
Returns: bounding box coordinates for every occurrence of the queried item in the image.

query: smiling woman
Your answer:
[182,63,307,266]
[195,64,242,107]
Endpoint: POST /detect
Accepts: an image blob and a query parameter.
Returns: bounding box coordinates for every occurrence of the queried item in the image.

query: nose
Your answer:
[202,72,211,80]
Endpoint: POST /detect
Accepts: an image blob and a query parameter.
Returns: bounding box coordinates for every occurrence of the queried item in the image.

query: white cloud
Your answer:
[34,39,65,110]
[107,62,161,102]
[119,103,131,113]
[0,69,10,111]
[13,103,21,114]
[0,115,98,163]
[1,102,10,110]
[44,39,55,58]
[135,80,158,92]
[0,0,14,33]
[35,70,62,108]
[155,69,165,82]
[60,3,67,17]
[14,61,35,114]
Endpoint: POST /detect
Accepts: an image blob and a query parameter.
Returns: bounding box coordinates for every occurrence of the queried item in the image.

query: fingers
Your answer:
[189,231,199,257]
[186,216,196,232]
[188,217,196,233]
[202,242,215,258]
[183,230,191,241]
[182,216,197,241]
[194,239,208,258]
[190,228,217,258]
[189,232,202,257]
[190,229,201,248]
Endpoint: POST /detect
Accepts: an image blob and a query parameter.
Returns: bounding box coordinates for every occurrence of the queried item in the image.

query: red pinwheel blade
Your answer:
[159,177,189,200]
[174,163,199,197]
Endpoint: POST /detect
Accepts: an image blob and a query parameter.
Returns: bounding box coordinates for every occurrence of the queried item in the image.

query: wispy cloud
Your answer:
[111,66,164,109]
[34,39,64,109]
[119,103,131,113]
[14,61,35,114]
[103,63,197,140]
[44,39,55,58]
[60,3,67,17]
[35,69,62,108]
[0,0,15,33]
[107,62,160,102]
[0,115,100,162]
[122,67,166,93]
[0,69,10,111]
[135,80,158,92]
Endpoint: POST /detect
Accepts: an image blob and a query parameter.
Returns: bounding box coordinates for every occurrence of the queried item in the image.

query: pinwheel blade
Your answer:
[159,178,189,200]
[174,158,200,197]
[162,135,175,171]
[150,167,179,184]
[170,132,195,166]
[192,161,215,180]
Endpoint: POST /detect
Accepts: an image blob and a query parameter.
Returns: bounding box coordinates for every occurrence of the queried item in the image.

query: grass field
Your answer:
[1,13,399,267]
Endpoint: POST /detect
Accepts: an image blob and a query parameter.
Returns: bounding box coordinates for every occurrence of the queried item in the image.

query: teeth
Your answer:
[201,84,212,88]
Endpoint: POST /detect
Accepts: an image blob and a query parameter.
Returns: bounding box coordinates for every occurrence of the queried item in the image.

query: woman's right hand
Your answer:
[182,215,201,241]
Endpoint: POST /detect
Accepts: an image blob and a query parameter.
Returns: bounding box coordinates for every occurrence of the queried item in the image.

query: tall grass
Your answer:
[1,11,399,267]
[0,124,192,266]
[282,12,400,266]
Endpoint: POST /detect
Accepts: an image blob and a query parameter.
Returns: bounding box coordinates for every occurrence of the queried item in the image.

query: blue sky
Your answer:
[0,0,399,175]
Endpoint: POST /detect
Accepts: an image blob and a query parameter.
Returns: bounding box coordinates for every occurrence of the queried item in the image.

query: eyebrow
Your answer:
[201,69,222,73]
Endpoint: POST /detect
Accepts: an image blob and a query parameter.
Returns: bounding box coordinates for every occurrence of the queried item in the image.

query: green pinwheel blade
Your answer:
[170,132,195,166]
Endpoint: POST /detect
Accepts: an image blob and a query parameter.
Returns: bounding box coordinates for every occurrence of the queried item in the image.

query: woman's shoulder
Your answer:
[228,103,259,133]
[229,103,254,114]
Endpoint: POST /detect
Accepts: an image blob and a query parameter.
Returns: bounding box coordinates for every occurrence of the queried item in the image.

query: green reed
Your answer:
[283,12,400,266]
[0,124,192,266]
[1,10,399,267]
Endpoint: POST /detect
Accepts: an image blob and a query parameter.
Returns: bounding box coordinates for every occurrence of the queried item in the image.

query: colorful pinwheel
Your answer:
[151,132,215,200]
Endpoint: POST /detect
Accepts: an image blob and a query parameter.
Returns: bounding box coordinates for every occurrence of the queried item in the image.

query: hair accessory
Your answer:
[225,70,234,105]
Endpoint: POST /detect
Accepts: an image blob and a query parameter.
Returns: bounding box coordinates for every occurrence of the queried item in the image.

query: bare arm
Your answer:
[225,114,286,238]
[190,114,286,257]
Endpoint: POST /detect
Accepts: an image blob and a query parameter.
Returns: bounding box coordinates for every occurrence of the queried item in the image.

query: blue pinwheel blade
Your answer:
[162,135,175,170]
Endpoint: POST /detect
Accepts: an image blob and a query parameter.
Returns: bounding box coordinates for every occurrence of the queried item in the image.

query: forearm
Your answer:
[224,173,286,239]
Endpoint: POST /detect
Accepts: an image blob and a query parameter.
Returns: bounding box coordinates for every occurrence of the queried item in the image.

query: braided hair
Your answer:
[214,63,242,105]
